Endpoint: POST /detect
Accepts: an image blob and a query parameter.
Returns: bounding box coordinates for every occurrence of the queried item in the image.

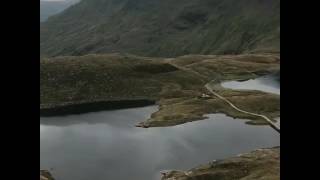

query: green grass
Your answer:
[41,53,280,127]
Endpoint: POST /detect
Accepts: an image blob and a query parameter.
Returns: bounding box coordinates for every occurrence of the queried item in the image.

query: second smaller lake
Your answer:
[221,74,280,95]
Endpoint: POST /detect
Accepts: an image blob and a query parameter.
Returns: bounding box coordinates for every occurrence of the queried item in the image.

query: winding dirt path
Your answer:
[205,82,280,133]
[166,59,280,133]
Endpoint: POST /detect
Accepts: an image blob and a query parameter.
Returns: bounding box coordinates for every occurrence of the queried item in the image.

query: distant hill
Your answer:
[40,0,280,57]
[40,0,79,22]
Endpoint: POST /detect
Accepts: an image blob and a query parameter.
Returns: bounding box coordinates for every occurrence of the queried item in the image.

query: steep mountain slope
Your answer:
[40,0,280,57]
[40,0,79,22]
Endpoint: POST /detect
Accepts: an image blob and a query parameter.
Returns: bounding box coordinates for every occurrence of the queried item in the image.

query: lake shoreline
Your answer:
[41,54,280,126]
[40,99,156,117]
[161,146,280,180]
[40,170,54,180]
[41,106,279,180]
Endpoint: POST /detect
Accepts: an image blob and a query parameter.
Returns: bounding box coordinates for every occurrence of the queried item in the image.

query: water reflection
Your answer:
[221,75,280,95]
[40,106,279,180]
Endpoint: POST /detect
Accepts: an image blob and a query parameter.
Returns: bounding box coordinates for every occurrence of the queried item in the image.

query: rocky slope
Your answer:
[40,0,279,57]
[161,147,280,180]
[40,170,54,180]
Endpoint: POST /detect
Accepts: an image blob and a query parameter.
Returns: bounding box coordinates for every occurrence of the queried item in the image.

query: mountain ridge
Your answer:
[40,0,79,22]
[40,0,280,57]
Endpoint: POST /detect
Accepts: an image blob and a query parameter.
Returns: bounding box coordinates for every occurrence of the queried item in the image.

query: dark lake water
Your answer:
[221,74,280,95]
[40,106,280,180]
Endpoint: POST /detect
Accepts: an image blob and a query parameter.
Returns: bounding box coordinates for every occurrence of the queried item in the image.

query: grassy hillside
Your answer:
[41,53,280,127]
[40,0,280,57]
[40,54,198,105]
